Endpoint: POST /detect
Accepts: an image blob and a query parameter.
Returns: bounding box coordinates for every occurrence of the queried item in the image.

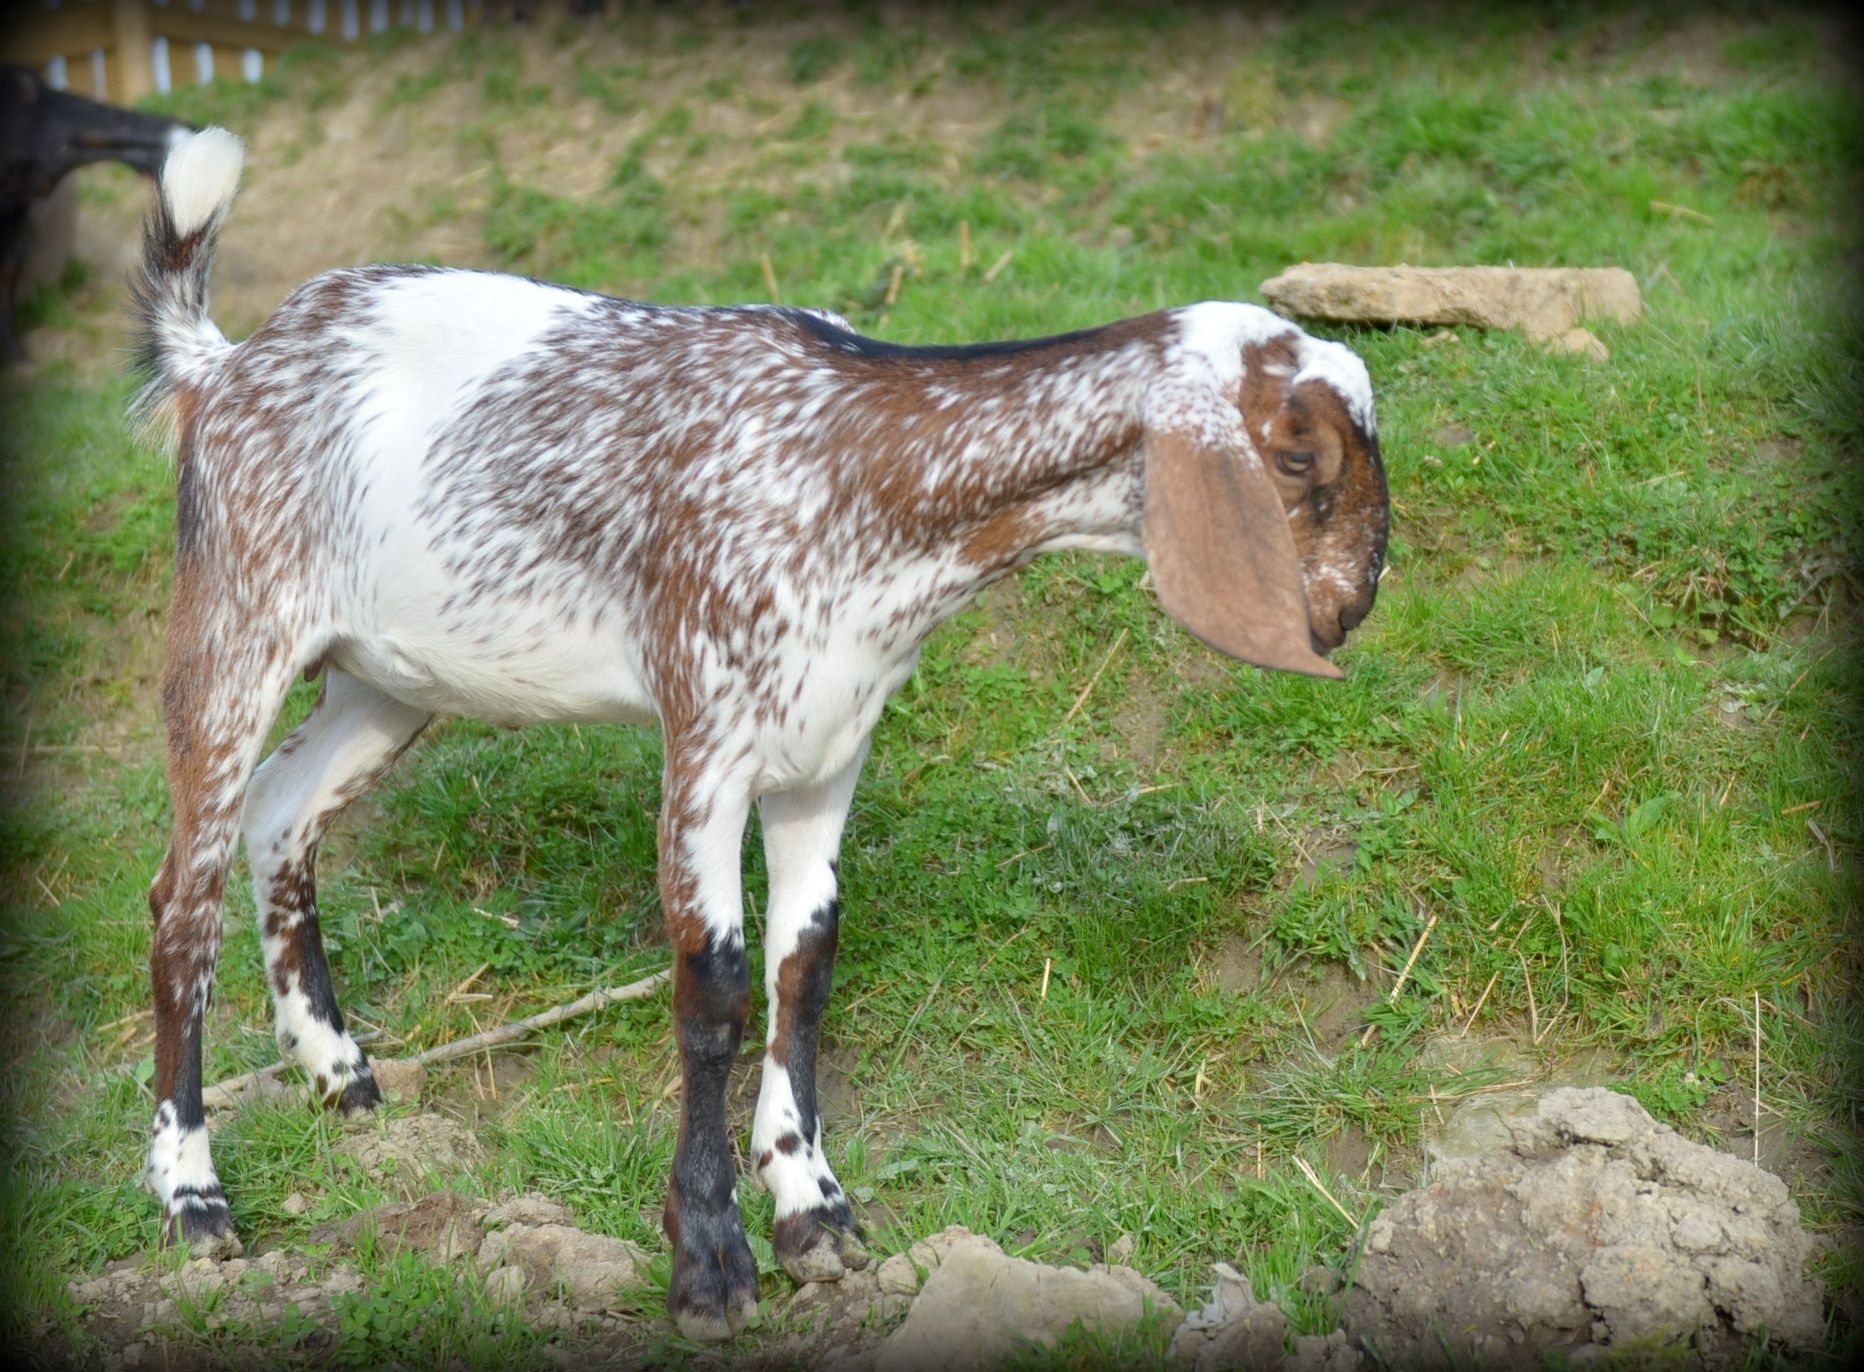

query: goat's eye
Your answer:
[1276,450,1316,476]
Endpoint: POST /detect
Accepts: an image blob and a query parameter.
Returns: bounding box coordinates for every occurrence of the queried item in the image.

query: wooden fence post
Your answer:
[112,0,154,103]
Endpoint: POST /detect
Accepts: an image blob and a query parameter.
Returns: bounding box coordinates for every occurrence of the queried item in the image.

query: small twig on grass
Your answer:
[1359,909,1439,1050]
[959,221,973,274]
[760,252,781,305]
[1807,819,1837,872]
[885,974,945,1081]
[1060,627,1128,726]
[1458,905,1539,1036]
[1518,951,1539,1043]
[1292,1155,1361,1230]
[1649,199,1713,224]
[446,961,492,1004]
[200,970,671,1110]
[1753,989,1763,1167]
[995,843,1052,870]
[406,969,670,1068]
[982,250,1013,283]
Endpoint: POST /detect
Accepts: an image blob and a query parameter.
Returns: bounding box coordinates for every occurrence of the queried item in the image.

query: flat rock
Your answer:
[1260,264,1639,344]
[877,1228,1180,1372]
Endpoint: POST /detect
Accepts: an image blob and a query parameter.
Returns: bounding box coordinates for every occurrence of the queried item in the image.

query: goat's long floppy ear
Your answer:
[1143,397,1343,679]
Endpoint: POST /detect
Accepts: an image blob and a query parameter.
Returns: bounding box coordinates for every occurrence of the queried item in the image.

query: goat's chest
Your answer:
[739,627,920,792]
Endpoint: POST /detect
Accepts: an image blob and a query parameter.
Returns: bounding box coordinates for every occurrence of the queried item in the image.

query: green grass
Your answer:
[3,3,1860,1367]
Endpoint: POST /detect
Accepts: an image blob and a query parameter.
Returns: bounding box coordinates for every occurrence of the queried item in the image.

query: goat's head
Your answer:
[1142,308,1389,679]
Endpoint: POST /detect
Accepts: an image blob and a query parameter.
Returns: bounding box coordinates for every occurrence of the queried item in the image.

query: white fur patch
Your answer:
[162,127,245,237]
[144,1103,221,1212]
[1174,301,1377,437]
[271,979,367,1087]
[1173,301,1301,389]
[752,1064,842,1219]
[1294,338,1377,436]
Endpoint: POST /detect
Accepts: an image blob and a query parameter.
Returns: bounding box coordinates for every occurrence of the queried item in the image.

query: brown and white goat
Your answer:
[131,129,1388,1339]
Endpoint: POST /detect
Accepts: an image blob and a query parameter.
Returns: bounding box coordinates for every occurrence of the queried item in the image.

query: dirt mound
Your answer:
[332,1110,482,1198]
[1346,1087,1825,1369]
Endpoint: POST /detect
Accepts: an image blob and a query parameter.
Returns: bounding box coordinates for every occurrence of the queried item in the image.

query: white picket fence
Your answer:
[3,1,483,104]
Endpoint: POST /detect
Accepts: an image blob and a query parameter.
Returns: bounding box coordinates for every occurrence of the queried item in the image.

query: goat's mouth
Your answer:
[1309,589,1376,657]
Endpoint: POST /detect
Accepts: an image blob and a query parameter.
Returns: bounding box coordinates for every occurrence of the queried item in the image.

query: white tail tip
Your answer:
[162,127,246,238]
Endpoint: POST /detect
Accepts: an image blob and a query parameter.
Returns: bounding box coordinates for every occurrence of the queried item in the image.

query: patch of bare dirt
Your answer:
[1296,958,1379,1053]
[1107,673,1173,771]
[429,1047,538,1120]
[1202,929,1264,995]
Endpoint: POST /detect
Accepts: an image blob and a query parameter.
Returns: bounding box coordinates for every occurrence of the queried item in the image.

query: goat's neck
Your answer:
[852,349,1154,642]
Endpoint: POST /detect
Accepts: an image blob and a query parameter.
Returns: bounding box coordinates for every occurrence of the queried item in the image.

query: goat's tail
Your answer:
[130,126,243,440]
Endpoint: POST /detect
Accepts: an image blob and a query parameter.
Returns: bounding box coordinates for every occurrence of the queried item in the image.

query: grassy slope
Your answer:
[2,4,1859,1366]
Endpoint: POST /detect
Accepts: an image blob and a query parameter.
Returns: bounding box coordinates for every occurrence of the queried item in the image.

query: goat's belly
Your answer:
[330,620,659,728]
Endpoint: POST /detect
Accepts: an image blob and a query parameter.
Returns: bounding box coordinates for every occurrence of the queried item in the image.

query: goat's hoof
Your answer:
[312,1060,382,1115]
[674,1299,756,1343]
[774,1206,868,1283]
[668,1233,759,1341]
[162,1195,242,1259]
[334,1070,383,1116]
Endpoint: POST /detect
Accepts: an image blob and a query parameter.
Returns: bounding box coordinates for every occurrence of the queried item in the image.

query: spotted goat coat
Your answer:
[131,130,1389,1340]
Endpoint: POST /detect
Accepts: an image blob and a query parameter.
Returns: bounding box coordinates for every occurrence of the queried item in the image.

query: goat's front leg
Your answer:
[754,744,869,1284]
[660,753,758,1341]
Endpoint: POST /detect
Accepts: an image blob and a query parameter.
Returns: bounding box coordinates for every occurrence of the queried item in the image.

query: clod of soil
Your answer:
[334,1188,481,1263]
[368,1056,427,1105]
[475,1221,650,1313]
[1259,264,1640,356]
[332,1110,482,1198]
[1171,1263,1358,1372]
[875,1226,1180,1372]
[1346,1087,1826,1369]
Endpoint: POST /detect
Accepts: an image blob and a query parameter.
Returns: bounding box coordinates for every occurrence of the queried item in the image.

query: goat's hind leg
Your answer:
[146,630,299,1255]
[755,746,869,1284]
[243,670,430,1111]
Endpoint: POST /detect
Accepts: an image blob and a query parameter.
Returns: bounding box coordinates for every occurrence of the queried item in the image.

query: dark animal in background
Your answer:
[1,65,188,362]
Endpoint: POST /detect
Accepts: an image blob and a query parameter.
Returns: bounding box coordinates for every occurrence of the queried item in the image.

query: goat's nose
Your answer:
[1338,601,1368,634]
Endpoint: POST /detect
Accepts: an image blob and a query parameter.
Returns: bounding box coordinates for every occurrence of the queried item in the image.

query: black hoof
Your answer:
[334,1069,382,1116]
[773,1200,868,1283]
[668,1223,760,1341]
[162,1191,242,1259]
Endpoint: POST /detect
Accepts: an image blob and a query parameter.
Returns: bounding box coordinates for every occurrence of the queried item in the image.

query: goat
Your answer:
[1,65,189,363]
[132,128,1388,1340]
